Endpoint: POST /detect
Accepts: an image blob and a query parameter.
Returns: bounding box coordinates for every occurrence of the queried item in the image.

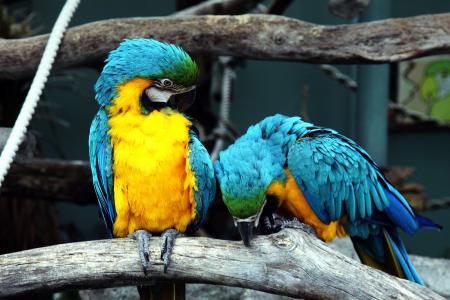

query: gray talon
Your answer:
[264,216,272,230]
[160,229,182,273]
[132,230,152,275]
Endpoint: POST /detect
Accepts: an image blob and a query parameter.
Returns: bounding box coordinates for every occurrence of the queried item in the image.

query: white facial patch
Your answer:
[145,87,173,103]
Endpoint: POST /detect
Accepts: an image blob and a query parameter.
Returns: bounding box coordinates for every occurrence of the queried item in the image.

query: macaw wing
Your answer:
[286,133,416,231]
[188,129,216,228]
[89,109,116,236]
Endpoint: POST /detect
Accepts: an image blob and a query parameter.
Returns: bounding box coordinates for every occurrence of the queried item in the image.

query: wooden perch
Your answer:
[1,13,450,79]
[0,228,443,299]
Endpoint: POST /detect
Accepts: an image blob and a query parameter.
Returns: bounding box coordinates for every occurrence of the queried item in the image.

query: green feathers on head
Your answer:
[223,192,267,219]
[161,46,199,87]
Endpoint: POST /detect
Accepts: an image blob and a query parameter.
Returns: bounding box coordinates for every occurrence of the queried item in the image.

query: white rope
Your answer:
[0,0,80,188]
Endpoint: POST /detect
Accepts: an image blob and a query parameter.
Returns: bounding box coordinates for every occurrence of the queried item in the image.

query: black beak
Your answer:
[236,221,254,247]
[168,87,196,112]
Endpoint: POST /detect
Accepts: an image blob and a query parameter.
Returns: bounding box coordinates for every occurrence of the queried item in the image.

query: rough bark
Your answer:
[1,13,450,79]
[0,228,444,299]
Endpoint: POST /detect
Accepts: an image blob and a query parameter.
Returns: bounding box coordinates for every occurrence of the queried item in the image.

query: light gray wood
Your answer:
[0,228,444,299]
[1,13,450,79]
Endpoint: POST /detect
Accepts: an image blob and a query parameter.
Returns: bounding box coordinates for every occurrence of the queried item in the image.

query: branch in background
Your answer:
[426,197,450,211]
[318,64,357,92]
[2,13,450,79]
[0,228,444,299]
[4,159,447,214]
[381,166,429,212]
[1,158,95,205]
[388,102,450,130]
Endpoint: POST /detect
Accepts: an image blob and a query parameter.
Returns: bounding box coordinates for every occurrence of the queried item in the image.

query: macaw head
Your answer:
[214,130,285,246]
[95,39,198,114]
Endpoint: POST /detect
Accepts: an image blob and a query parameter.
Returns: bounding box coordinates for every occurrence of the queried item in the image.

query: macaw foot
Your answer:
[259,215,314,236]
[259,213,282,234]
[160,229,183,273]
[132,229,152,275]
[280,218,315,235]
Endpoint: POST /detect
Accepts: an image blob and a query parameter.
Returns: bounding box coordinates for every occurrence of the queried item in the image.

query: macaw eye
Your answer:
[160,78,173,88]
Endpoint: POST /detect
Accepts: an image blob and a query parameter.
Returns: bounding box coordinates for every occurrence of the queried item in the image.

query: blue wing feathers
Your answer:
[383,189,418,235]
[89,109,116,236]
[286,131,425,238]
[286,124,441,240]
[188,129,216,228]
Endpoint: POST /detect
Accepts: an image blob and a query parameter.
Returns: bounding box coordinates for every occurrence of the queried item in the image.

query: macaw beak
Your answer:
[236,220,254,247]
[168,86,196,112]
[145,85,196,112]
[234,200,266,247]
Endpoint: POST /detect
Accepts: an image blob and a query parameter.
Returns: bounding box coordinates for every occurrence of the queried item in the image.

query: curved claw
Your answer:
[160,229,182,273]
[257,214,282,235]
[132,230,152,275]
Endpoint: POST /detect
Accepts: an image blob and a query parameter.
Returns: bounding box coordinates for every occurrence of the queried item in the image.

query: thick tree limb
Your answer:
[1,13,450,79]
[0,229,443,299]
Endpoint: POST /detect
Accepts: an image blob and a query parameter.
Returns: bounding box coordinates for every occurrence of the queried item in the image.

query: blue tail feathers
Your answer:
[351,228,424,286]
[415,214,442,230]
[383,229,424,285]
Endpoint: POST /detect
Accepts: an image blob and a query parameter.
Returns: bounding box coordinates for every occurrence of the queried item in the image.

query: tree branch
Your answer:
[1,158,94,205]
[1,13,450,79]
[0,228,443,299]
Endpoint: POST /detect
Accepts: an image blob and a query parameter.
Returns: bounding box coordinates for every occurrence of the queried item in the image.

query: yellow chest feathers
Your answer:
[107,78,197,237]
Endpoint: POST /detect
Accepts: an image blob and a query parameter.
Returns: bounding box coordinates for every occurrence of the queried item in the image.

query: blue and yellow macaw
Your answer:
[89,39,215,274]
[215,114,440,285]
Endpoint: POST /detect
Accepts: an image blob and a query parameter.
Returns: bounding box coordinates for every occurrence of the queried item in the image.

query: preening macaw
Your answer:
[89,39,215,275]
[214,114,440,285]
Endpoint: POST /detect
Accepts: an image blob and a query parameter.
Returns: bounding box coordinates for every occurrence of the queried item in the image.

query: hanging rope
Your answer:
[210,56,236,162]
[0,0,81,188]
